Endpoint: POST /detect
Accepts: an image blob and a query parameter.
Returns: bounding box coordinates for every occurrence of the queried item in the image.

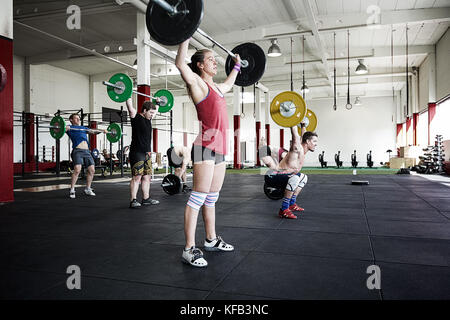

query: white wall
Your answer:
[436,28,450,102]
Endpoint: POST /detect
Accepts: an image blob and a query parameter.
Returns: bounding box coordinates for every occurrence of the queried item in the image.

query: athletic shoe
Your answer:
[141,198,160,205]
[279,208,297,219]
[182,246,208,267]
[84,188,96,196]
[204,235,234,252]
[182,185,192,193]
[289,203,304,212]
[69,190,76,199]
[129,199,141,209]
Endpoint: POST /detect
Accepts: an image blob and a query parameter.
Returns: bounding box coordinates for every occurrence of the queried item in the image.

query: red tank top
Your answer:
[193,82,229,155]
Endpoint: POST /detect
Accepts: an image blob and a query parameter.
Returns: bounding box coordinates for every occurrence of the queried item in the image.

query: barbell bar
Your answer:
[102,80,162,103]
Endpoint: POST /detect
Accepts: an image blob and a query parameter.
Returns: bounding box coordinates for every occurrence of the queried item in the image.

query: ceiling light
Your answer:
[267,39,282,57]
[301,83,309,94]
[355,59,368,74]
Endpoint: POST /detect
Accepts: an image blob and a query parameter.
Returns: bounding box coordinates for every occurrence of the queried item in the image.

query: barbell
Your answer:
[161,173,191,195]
[103,73,174,113]
[41,116,124,143]
[145,0,266,87]
[270,91,318,132]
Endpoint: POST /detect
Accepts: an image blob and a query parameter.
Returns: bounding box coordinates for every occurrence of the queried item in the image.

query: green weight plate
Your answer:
[107,73,133,103]
[154,89,174,113]
[106,123,122,143]
[50,116,66,140]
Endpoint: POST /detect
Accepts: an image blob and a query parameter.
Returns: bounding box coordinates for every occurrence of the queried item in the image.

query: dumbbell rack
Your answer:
[417,135,445,174]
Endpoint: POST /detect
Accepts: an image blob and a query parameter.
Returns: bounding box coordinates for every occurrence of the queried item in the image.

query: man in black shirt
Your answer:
[126,97,159,208]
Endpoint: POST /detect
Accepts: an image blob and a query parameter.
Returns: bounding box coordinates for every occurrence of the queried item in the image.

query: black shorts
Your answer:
[191,144,225,164]
[167,147,183,168]
[129,151,152,176]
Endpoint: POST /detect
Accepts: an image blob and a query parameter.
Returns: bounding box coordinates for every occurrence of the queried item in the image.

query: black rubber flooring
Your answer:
[1,173,450,300]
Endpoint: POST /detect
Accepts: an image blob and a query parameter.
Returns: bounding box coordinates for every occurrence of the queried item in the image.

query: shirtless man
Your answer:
[166,146,191,192]
[264,123,318,219]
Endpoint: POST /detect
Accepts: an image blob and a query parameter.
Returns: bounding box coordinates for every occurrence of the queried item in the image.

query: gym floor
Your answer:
[1,171,450,300]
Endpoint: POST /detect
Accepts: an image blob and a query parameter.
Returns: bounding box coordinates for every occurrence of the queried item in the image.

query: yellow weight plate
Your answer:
[270,91,307,127]
[298,108,318,134]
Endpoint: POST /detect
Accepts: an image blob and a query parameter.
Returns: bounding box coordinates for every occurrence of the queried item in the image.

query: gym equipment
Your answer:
[351,150,358,168]
[367,151,374,168]
[318,151,327,168]
[416,135,445,174]
[161,174,191,195]
[103,73,174,112]
[145,0,266,87]
[263,183,284,200]
[44,116,123,143]
[270,91,307,127]
[297,109,318,134]
[335,151,343,168]
[0,64,7,92]
[351,180,369,185]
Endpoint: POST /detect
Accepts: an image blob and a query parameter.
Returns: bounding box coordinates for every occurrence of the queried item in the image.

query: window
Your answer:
[434,99,450,140]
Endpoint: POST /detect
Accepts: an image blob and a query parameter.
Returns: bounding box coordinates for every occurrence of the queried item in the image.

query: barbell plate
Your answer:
[106,123,122,143]
[154,89,174,113]
[270,91,307,127]
[263,183,284,200]
[297,108,318,134]
[49,116,66,140]
[107,73,133,103]
[0,64,7,93]
[146,0,204,46]
[225,42,266,87]
[162,174,182,195]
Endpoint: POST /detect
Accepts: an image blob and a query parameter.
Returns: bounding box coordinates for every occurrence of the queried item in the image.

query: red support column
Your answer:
[0,35,14,203]
[89,121,97,151]
[152,128,158,153]
[255,121,261,166]
[265,124,270,146]
[234,115,241,169]
[137,84,151,112]
[412,113,419,146]
[25,113,35,163]
[280,129,284,149]
[428,103,436,145]
[406,117,412,146]
[183,132,188,147]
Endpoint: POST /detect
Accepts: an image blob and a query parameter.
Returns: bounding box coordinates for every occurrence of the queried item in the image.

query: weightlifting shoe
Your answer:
[129,199,141,209]
[182,246,208,267]
[204,235,234,252]
[279,208,297,219]
[141,198,160,205]
[289,203,304,212]
[69,189,76,199]
[84,188,96,196]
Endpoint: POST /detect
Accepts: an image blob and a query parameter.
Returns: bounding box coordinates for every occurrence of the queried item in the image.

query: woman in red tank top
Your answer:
[175,38,241,267]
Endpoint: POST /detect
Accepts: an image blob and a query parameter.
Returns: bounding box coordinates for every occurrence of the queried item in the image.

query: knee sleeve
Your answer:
[187,191,208,211]
[204,192,219,208]
[286,174,301,192]
[298,173,308,188]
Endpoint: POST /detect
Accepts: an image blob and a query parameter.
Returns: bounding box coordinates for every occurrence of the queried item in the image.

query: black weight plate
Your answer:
[146,0,204,46]
[263,182,284,200]
[162,174,182,195]
[91,149,100,159]
[225,42,266,87]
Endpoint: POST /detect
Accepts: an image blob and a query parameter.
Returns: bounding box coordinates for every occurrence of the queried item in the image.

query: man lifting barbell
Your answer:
[265,124,318,219]
[66,113,107,199]
[126,98,160,209]
[166,146,192,193]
